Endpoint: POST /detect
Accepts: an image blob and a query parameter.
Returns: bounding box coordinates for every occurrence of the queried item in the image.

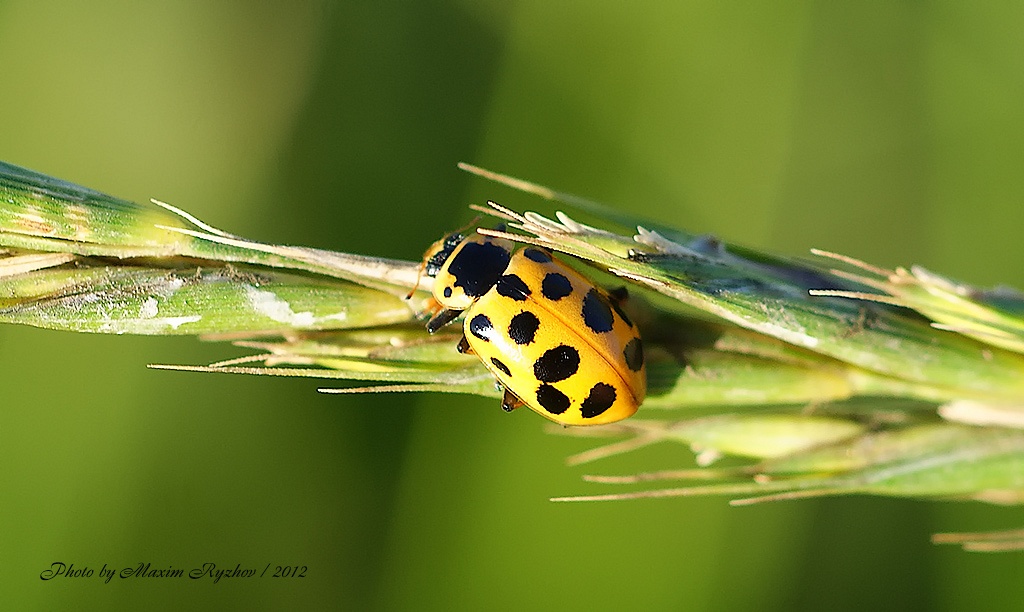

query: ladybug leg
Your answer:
[607,286,629,303]
[456,334,474,354]
[427,308,462,333]
[606,286,639,328]
[406,257,431,300]
[500,388,525,413]
[412,295,444,320]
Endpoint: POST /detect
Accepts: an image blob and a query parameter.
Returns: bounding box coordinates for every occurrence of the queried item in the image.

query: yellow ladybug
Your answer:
[420,229,645,426]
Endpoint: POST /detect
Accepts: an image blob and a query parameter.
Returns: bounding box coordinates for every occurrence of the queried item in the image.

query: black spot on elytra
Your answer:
[533,345,580,383]
[523,248,552,263]
[443,286,453,299]
[508,311,540,345]
[496,274,531,301]
[581,288,614,333]
[446,240,511,298]
[536,384,570,415]
[468,313,494,341]
[490,357,512,377]
[623,337,644,371]
[541,273,573,301]
[580,382,617,418]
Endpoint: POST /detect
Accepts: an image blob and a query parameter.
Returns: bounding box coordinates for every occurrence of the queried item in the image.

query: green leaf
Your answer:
[6,159,1024,549]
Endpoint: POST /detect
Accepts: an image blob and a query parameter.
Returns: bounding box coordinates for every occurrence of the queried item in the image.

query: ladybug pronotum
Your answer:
[419,229,645,426]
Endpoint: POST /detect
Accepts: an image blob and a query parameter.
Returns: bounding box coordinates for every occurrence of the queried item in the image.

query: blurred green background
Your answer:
[3,1,1024,610]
